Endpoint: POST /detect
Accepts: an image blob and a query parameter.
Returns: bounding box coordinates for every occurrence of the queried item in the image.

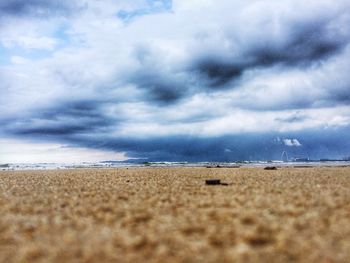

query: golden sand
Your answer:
[0,167,350,263]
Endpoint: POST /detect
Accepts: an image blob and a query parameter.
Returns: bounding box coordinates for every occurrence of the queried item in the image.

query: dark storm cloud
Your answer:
[2,100,117,136]
[194,59,245,88]
[39,100,104,119]
[0,0,83,17]
[61,134,276,162]
[128,44,189,104]
[14,126,89,136]
[192,17,348,89]
[128,70,188,104]
[55,126,350,161]
[253,20,344,65]
[326,88,350,104]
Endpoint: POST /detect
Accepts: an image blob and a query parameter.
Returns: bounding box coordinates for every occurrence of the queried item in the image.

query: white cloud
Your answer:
[0,139,126,164]
[2,35,58,50]
[283,139,302,147]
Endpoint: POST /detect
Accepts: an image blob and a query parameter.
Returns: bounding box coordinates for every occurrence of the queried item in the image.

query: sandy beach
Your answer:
[0,167,350,262]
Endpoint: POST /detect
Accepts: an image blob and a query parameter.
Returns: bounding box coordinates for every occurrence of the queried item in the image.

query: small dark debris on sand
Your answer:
[205,179,229,186]
[206,179,221,185]
[264,166,278,170]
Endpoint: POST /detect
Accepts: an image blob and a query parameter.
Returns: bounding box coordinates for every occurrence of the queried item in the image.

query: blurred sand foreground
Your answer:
[0,167,350,263]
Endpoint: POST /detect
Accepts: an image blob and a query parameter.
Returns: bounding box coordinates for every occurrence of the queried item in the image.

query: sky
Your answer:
[0,0,350,163]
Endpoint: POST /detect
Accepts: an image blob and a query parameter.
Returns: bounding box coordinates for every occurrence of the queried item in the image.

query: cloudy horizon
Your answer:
[1,0,350,163]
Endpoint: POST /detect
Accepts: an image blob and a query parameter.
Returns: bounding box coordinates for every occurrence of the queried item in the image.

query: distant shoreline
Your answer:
[1,161,350,171]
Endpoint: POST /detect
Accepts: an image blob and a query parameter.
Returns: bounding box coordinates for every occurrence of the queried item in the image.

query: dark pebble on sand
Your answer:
[205,179,221,185]
[264,166,277,170]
